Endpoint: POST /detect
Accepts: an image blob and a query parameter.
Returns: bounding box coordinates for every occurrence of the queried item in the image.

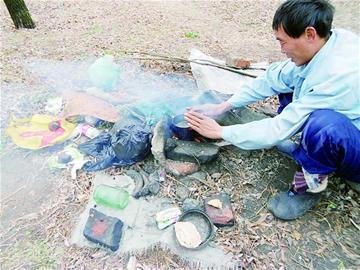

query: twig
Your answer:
[258,182,271,199]
[250,192,271,220]
[164,256,180,268]
[125,50,265,70]
[350,218,360,231]
[188,172,216,189]
[135,56,259,77]
[123,51,258,78]
[308,210,332,231]
[253,202,268,217]
[298,247,322,258]
[290,256,311,270]
[166,174,190,188]
[0,185,25,204]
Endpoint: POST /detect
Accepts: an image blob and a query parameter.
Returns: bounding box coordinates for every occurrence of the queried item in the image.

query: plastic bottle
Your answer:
[88,55,121,91]
[93,184,129,210]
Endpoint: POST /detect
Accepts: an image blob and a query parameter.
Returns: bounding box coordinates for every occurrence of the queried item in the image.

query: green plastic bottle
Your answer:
[93,184,129,210]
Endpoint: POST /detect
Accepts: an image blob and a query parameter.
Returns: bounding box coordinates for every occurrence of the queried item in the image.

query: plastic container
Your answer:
[81,124,101,139]
[174,209,215,250]
[156,207,182,229]
[93,184,129,210]
[69,124,101,140]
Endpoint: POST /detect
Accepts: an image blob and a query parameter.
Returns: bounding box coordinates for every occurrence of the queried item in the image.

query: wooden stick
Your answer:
[350,218,360,231]
[0,185,25,204]
[123,50,259,78]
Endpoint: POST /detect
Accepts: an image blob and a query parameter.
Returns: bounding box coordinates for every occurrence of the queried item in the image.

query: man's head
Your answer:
[272,0,335,66]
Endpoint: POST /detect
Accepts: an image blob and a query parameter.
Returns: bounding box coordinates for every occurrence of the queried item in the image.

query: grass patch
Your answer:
[1,238,58,269]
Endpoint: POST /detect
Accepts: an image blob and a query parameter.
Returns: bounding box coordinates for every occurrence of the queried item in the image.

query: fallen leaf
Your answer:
[291,230,301,241]
[207,199,222,209]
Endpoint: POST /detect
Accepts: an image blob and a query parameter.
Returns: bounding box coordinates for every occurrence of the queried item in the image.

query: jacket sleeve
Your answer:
[222,76,358,149]
[227,59,297,108]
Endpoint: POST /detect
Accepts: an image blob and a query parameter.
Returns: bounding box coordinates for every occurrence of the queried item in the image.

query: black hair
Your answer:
[272,0,335,38]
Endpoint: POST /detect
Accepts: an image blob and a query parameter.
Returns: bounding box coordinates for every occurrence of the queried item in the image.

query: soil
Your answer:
[1,1,360,269]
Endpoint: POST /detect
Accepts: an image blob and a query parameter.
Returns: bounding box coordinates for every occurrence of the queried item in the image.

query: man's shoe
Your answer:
[267,191,322,220]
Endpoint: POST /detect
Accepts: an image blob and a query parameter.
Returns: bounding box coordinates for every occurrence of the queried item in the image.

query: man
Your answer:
[184,0,360,220]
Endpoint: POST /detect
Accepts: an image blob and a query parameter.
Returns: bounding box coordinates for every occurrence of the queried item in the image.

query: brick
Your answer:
[204,193,234,227]
[83,208,124,251]
[225,56,251,69]
[165,159,199,176]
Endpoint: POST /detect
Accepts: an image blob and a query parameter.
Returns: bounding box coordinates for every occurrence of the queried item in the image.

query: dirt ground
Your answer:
[1,1,360,269]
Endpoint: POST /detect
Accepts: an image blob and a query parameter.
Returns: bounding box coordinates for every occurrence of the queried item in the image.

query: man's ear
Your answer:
[305,27,317,42]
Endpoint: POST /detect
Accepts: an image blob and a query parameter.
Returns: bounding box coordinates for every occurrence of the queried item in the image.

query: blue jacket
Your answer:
[222,29,360,149]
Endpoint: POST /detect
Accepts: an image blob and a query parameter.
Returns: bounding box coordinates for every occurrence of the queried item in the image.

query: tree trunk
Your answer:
[3,0,35,29]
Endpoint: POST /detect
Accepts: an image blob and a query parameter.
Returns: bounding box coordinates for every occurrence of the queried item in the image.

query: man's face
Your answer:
[274,25,312,66]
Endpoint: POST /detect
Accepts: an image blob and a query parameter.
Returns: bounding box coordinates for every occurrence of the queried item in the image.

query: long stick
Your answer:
[123,51,259,78]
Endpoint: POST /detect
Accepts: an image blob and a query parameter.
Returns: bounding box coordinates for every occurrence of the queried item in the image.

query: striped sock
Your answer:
[291,170,328,194]
[291,171,308,194]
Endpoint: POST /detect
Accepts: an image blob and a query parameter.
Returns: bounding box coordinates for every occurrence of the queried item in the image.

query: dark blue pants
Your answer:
[278,93,360,183]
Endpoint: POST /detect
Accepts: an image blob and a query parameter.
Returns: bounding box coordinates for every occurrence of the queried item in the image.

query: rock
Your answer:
[165,139,219,164]
[124,170,144,196]
[149,170,166,183]
[176,186,191,202]
[188,171,207,182]
[133,170,161,198]
[182,198,202,212]
[184,171,214,188]
[211,172,222,179]
[151,118,168,165]
[174,221,202,249]
[204,193,234,227]
[218,107,268,126]
[114,175,136,194]
[165,159,199,176]
[225,56,251,69]
[134,181,160,198]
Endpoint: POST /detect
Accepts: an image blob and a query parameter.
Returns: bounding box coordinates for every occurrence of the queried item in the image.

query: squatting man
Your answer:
[185,0,360,220]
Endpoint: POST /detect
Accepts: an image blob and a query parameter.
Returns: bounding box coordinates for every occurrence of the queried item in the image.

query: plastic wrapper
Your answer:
[6,114,75,149]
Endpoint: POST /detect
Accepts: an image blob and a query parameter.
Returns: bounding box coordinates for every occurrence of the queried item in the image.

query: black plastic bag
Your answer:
[110,110,152,160]
[79,112,151,171]
[78,132,117,171]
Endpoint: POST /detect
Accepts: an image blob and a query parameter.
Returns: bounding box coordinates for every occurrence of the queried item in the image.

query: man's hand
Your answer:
[184,111,223,139]
[186,102,232,117]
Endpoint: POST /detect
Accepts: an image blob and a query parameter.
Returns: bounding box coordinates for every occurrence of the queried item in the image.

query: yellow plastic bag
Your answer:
[6,114,76,149]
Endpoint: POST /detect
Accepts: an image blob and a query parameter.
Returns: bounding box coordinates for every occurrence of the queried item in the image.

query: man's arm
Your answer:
[187,60,297,117]
[227,59,296,108]
[222,78,359,150]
